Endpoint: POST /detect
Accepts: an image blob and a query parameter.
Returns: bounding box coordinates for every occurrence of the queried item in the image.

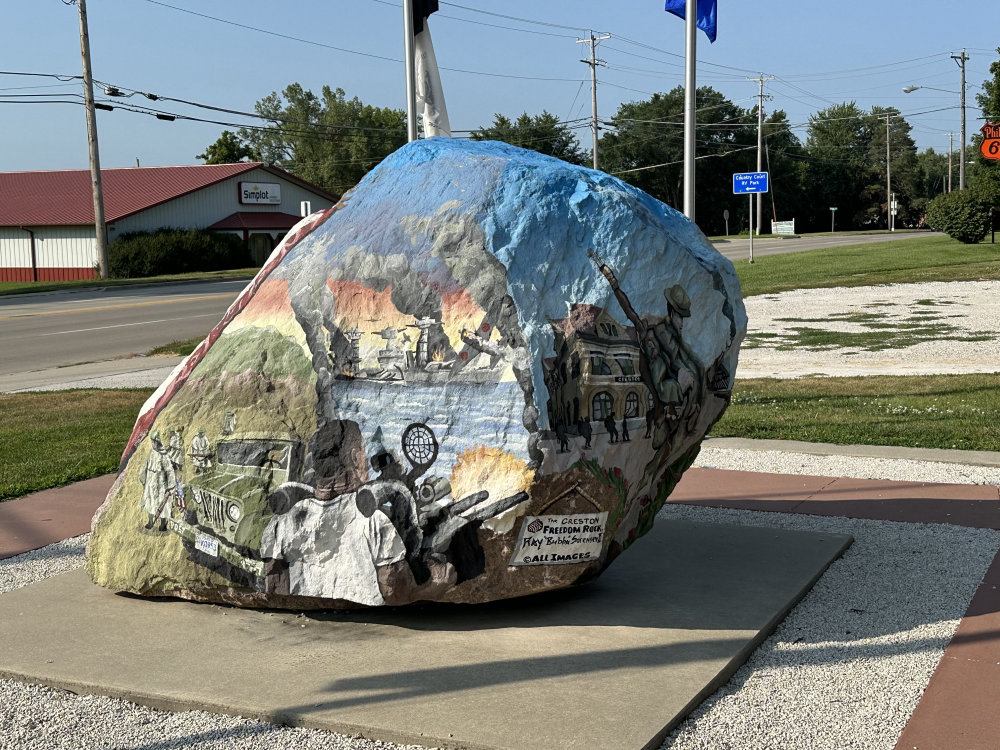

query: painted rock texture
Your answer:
[87,138,746,609]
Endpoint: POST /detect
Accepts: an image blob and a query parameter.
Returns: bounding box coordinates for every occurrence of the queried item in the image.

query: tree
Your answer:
[196,85,407,195]
[760,109,808,231]
[196,130,253,164]
[802,103,872,230]
[599,86,760,235]
[912,148,951,224]
[470,111,588,165]
[972,47,1000,205]
[925,190,993,243]
[866,106,919,228]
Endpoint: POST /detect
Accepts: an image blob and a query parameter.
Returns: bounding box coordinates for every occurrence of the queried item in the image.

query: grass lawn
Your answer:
[735,235,1000,296]
[146,336,203,357]
[3,374,998,500]
[0,267,258,296]
[0,389,152,501]
[711,373,1000,452]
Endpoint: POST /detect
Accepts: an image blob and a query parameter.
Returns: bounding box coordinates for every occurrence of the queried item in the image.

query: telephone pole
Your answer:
[886,113,892,231]
[952,49,969,190]
[76,0,109,279]
[578,31,610,170]
[748,75,773,235]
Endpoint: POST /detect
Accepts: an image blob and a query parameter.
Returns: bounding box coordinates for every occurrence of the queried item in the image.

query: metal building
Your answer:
[0,163,338,281]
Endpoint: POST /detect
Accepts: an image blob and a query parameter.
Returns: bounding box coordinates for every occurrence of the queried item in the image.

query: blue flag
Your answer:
[664,0,717,43]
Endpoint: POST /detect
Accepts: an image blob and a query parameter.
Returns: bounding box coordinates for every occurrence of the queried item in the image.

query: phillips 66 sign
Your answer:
[981,123,1000,161]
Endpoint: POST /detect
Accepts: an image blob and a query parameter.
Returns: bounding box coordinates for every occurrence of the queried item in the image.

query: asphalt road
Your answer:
[711,231,943,262]
[0,280,245,378]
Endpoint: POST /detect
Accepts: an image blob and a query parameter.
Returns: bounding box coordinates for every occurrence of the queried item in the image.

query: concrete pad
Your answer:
[0,474,114,559]
[0,520,851,750]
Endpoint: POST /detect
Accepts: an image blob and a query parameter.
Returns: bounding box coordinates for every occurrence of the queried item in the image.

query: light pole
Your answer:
[904,66,967,189]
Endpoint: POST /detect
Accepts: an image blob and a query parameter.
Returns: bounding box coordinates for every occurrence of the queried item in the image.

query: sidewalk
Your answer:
[2,450,999,750]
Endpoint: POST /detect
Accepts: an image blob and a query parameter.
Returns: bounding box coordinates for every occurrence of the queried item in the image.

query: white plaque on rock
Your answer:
[510,512,608,566]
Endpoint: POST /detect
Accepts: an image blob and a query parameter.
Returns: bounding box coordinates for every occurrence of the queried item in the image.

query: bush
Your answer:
[108,228,248,278]
[924,190,993,244]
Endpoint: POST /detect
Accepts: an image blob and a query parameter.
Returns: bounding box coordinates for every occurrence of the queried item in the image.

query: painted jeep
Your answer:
[170,434,307,582]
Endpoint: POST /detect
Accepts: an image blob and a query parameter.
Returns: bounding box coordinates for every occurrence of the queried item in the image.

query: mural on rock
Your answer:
[86,137,746,609]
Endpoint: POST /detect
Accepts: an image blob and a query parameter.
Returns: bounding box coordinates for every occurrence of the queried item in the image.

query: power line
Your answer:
[141,0,580,83]
[610,145,758,175]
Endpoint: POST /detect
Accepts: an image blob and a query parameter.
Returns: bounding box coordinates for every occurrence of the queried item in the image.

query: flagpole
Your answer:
[683,0,696,220]
[403,0,418,142]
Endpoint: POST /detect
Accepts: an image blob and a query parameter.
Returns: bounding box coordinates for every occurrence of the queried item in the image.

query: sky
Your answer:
[2,0,997,174]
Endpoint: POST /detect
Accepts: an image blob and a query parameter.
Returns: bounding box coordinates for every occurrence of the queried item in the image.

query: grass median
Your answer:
[3,373,998,501]
[1,389,153,501]
[735,234,1000,296]
[713,373,1000,452]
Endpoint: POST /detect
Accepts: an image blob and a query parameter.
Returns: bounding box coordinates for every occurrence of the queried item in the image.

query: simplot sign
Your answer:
[239,181,282,204]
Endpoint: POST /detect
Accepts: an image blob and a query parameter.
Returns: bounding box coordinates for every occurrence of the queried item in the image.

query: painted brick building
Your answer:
[0,163,337,281]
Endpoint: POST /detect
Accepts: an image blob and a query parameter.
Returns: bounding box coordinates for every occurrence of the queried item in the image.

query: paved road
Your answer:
[711,231,943,262]
[0,280,244,378]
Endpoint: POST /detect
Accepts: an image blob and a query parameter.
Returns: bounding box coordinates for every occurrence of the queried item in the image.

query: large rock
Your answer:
[87,138,746,608]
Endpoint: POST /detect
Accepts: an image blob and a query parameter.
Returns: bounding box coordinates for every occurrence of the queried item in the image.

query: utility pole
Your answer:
[748,74,774,235]
[76,0,109,280]
[952,49,969,190]
[885,113,892,231]
[578,31,610,170]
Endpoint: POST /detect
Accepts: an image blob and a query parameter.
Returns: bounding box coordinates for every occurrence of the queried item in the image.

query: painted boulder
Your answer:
[86,138,746,608]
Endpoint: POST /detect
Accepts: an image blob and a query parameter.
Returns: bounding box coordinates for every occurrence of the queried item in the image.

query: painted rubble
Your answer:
[86,138,747,608]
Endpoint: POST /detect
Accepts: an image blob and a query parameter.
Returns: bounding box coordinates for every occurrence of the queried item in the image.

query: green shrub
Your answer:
[108,228,247,278]
[924,190,993,244]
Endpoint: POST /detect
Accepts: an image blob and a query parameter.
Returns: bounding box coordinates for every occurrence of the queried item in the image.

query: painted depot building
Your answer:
[543,303,653,429]
[0,163,338,282]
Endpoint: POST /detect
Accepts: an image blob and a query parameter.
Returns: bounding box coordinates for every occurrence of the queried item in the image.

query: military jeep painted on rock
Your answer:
[169,434,309,585]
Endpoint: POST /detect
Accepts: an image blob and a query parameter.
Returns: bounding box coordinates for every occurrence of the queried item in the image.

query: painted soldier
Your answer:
[138,430,177,533]
[190,427,213,474]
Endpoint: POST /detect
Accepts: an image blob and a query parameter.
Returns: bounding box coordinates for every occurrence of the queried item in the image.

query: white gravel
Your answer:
[655,503,1000,750]
[694,446,1000,488]
[2,449,998,750]
[738,280,1000,378]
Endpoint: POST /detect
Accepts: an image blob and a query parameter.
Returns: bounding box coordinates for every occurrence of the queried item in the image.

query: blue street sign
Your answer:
[733,172,769,194]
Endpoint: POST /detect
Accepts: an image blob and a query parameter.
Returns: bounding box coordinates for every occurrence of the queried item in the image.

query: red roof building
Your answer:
[0,163,337,282]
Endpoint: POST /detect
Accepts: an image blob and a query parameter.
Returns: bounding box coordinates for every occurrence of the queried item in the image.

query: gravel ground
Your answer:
[656,504,1000,750]
[2,451,999,750]
[738,280,1000,378]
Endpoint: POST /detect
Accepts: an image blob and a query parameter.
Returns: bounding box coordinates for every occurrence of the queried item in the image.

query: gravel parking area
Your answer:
[738,280,1000,379]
